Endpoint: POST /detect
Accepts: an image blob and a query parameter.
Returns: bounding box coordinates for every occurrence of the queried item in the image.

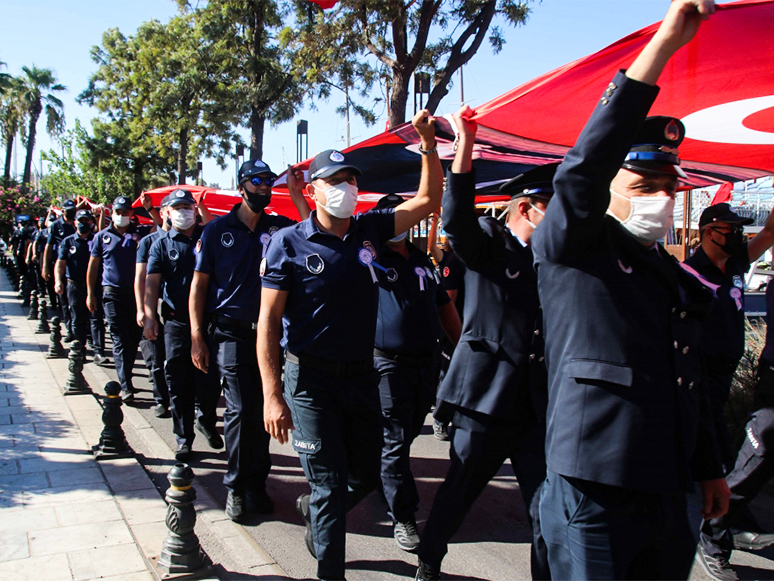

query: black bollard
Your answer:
[158,464,211,575]
[92,381,133,460]
[27,290,38,320]
[63,340,90,395]
[18,274,26,301]
[48,317,67,358]
[35,300,50,334]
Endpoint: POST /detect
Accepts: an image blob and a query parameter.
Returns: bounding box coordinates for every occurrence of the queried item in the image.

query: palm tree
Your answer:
[1,76,25,183]
[19,65,65,191]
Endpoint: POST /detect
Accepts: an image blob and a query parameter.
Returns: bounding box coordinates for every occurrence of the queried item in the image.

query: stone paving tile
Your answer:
[0,553,72,581]
[0,414,9,425]
[29,520,133,556]
[69,542,147,580]
[0,422,35,435]
[100,459,155,493]
[99,572,154,581]
[129,521,167,561]
[0,506,58,534]
[0,531,30,562]
[19,451,95,474]
[55,499,122,527]
[0,471,49,491]
[114,487,167,526]
[48,465,104,488]
[0,459,18,475]
[22,481,113,507]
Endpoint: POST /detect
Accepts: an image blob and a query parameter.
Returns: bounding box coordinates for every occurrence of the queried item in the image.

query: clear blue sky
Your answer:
[0,0,677,191]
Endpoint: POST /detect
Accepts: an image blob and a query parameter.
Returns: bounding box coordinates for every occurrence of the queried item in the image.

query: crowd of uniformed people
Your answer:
[6,2,774,580]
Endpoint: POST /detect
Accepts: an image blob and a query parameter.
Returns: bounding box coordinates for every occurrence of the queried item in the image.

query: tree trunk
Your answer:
[3,133,13,182]
[177,127,188,185]
[250,107,265,160]
[388,69,410,130]
[425,82,449,115]
[22,109,40,193]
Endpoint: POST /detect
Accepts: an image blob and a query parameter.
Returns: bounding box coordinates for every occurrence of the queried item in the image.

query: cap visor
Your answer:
[311,164,362,180]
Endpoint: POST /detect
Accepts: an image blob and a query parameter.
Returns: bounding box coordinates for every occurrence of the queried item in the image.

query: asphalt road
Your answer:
[88,336,774,581]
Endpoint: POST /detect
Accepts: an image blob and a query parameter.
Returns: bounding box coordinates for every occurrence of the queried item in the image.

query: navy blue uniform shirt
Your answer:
[438,249,466,319]
[762,282,774,363]
[375,241,449,354]
[262,209,396,361]
[137,230,163,264]
[58,233,94,282]
[90,223,152,289]
[148,225,203,313]
[47,217,75,255]
[195,203,295,322]
[685,243,751,366]
[35,228,48,256]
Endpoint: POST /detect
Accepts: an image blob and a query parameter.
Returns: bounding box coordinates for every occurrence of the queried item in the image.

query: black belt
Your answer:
[67,279,86,289]
[374,348,434,368]
[161,302,190,324]
[211,314,257,330]
[102,285,133,296]
[285,350,373,377]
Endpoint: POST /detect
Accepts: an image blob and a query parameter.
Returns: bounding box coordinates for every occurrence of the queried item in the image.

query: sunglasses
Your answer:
[249,176,275,187]
[710,226,742,236]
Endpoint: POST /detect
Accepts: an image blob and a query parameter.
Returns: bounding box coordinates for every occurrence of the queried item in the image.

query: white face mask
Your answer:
[318,182,358,219]
[525,203,546,229]
[170,208,196,230]
[610,188,674,244]
[112,213,131,228]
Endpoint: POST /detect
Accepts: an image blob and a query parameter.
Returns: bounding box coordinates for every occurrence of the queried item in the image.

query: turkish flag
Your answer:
[309,0,338,9]
[710,182,733,205]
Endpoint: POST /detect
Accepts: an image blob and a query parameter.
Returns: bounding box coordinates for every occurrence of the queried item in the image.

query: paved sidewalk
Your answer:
[0,270,286,580]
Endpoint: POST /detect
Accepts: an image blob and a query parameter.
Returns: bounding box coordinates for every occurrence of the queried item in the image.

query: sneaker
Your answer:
[174,443,192,462]
[120,390,134,403]
[696,546,738,581]
[433,420,449,441]
[732,531,774,551]
[93,353,109,367]
[296,494,316,558]
[246,489,274,514]
[195,418,224,450]
[415,559,440,581]
[153,404,171,418]
[226,491,246,522]
[394,520,421,552]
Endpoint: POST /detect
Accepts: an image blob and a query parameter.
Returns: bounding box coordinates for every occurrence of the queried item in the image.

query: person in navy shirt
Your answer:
[258,110,443,581]
[190,158,311,522]
[44,199,77,338]
[54,209,107,365]
[87,196,153,402]
[371,193,461,553]
[144,189,221,462]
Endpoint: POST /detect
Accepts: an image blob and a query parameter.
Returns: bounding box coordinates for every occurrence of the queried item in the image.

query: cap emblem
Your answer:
[665,120,680,141]
[330,151,345,163]
[117,197,126,204]
[176,191,185,198]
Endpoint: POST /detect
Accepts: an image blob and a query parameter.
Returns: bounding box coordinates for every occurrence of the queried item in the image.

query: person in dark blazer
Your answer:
[532,1,729,579]
[415,106,554,581]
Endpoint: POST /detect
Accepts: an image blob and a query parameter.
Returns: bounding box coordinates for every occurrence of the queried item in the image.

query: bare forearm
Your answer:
[257,316,284,402]
[143,274,161,321]
[134,264,147,314]
[54,260,66,288]
[87,257,100,296]
[189,272,209,339]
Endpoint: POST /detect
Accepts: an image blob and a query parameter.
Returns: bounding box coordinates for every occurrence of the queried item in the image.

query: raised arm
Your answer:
[427,212,444,264]
[393,110,443,235]
[287,166,312,221]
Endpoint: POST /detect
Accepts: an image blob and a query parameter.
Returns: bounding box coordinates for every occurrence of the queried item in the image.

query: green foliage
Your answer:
[0,184,51,240]
[728,318,766,453]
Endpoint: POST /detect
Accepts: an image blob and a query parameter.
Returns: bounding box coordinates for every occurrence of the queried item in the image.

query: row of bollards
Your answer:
[2,257,210,577]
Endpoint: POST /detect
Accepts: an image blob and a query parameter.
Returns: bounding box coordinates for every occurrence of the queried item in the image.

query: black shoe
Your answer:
[226,491,246,522]
[296,494,316,558]
[63,332,75,343]
[153,404,170,418]
[732,531,774,551]
[175,443,192,462]
[394,520,420,552]
[93,353,109,367]
[246,489,274,514]
[696,546,738,581]
[415,559,440,581]
[120,390,134,403]
[195,418,224,450]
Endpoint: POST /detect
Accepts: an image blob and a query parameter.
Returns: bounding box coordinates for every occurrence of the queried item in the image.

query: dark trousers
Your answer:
[375,354,436,523]
[165,318,220,447]
[284,360,382,581]
[102,288,141,393]
[540,471,695,580]
[418,408,548,578]
[67,282,105,354]
[700,406,774,559]
[59,274,72,334]
[140,318,169,408]
[705,366,737,473]
[211,322,270,493]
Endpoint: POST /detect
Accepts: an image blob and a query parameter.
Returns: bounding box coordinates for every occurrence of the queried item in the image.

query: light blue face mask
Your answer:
[390,231,408,243]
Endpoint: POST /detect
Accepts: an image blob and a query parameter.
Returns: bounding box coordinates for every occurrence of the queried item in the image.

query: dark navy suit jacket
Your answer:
[532,71,722,493]
[437,169,545,425]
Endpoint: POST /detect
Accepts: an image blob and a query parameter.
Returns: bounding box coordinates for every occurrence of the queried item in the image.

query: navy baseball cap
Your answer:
[308,150,362,181]
[62,200,76,210]
[112,196,133,211]
[375,194,405,210]
[499,163,559,199]
[238,159,277,184]
[698,203,753,229]
[623,116,687,179]
[75,209,94,221]
[162,189,196,207]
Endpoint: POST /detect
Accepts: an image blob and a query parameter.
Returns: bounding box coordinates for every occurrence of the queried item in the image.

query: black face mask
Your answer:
[244,191,271,213]
[77,222,92,235]
[712,228,745,255]
[64,209,76,221]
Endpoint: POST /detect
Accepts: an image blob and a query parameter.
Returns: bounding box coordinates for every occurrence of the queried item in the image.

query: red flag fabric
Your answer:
[710,182,733,205]
[309,0,338,9]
